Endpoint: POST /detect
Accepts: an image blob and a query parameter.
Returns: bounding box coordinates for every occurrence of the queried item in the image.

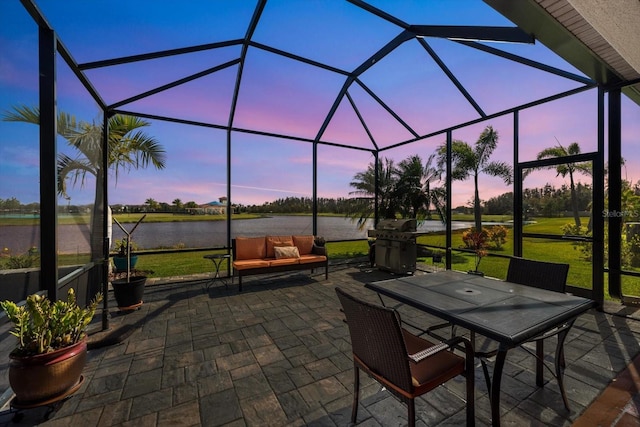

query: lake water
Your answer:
[1,216,474,254]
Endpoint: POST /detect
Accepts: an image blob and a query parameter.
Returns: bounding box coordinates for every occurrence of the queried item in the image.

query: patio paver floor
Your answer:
[0,261,639,426]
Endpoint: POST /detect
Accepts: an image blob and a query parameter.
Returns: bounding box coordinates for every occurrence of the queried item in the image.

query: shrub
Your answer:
[486,225,508,250]
[462,228,488,272]
[0,247,40,269]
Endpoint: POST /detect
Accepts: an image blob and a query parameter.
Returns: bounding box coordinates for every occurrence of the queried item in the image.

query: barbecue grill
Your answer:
[368,218,420,274]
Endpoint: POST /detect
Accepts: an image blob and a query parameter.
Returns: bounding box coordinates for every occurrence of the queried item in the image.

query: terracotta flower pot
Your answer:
[9,338,87,404]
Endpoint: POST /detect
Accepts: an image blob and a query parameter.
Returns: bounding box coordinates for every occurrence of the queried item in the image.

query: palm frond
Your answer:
[1,105,40,124]
[483,161,513,185]
[57,154,95,196]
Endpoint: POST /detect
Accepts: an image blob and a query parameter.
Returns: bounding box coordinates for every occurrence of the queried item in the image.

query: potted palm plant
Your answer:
[0,289,102,405]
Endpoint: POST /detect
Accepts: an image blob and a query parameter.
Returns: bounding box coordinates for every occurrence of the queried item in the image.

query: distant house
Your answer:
[186,197,229,215]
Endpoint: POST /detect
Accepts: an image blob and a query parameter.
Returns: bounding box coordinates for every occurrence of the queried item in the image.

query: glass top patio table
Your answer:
[365,269,597,426]
[366,269,595,345]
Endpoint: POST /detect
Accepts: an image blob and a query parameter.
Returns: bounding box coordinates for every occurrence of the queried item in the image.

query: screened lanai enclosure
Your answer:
[1,0,640,318]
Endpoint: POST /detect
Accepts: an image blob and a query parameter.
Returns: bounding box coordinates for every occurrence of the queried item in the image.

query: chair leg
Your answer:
[351,366,360,424]
[556,328,572,411]
[536,340,544,387]
[466,362,475,427]
[480,358,492,399]
[408,398,415,427]
[559,344,566,369]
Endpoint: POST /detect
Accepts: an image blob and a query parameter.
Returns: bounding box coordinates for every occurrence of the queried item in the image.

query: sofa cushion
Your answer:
[274,246,300,259]
[292,235,315,255]
[268,258,300,267]
[235,237,266,260]
[233,259,270,270]
[266,235,294,258]
[298,254,327,264]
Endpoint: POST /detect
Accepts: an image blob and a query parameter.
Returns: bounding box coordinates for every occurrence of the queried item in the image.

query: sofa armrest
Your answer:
[312,245,327,256]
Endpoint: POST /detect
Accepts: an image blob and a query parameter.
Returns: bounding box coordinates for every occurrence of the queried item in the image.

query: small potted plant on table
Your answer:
[0,289,102,407]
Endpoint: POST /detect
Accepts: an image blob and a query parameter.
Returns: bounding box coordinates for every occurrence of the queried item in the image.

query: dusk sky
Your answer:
[1,1,639,209]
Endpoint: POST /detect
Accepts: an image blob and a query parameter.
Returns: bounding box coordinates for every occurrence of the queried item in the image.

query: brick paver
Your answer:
[1,262,639,426]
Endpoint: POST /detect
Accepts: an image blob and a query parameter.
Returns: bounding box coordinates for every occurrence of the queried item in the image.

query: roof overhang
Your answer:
[485,0,640,104]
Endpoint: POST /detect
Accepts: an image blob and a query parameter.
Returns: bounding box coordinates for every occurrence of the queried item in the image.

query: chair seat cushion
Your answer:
[233,260,270,270]
[298,254,327,264]
[268,258,300,267]
[402,330,465,390]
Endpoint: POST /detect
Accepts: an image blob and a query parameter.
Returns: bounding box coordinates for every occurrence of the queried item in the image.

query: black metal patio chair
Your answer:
[335,287,475,426]
[475,257,572,410]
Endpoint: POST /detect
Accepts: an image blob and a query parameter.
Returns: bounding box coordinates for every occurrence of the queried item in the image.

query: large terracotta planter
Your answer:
[9,338,87,405]
[112,275,146,308]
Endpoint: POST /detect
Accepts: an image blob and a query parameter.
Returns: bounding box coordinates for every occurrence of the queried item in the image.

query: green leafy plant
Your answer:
[0,246,40,269]
[114,238,138,257]
[1,289,103,357]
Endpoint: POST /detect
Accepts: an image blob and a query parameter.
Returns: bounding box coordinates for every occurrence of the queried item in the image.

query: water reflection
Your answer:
[2,216,477,254]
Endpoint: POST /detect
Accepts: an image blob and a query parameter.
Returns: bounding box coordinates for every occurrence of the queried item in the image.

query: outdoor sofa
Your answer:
[231,235,328,291]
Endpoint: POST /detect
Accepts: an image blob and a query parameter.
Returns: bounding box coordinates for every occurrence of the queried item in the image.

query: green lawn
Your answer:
[418,216,640,300]
[8,215,640,300]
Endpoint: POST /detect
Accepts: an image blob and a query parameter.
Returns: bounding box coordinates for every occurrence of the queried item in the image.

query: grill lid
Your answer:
[375,218,417,232]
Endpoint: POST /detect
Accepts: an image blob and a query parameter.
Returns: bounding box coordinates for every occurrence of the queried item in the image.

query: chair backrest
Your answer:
[335,287,413,392]
[506,257,569,293]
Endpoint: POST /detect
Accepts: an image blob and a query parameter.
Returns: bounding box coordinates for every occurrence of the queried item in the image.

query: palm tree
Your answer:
[418,153,447,222]
[145,198,159,212]
[172,198,183,213]
[348,157,398,229]
[536,140,591,228]
[394,154,445,222]
[437,125,512,231]
[394,155,428,219]
[2,105,166,258]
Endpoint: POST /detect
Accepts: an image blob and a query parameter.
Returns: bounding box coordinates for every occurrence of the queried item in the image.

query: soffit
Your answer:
[485,0,640,104]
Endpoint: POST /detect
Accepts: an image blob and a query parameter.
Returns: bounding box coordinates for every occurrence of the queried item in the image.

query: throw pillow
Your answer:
[235,236,267,260]
[266,235,294,257]
[274,246,300,259]
[292,235,314,255]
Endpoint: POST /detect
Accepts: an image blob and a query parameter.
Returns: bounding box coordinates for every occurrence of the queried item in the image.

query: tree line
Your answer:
[3,106,636,234]
[483,183,593,218]
[0,183,598,218]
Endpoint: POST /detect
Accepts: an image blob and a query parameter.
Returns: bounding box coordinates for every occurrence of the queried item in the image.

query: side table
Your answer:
[203,254,231,291]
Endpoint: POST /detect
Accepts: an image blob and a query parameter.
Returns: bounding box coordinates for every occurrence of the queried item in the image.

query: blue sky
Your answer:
[1,1,639,208]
